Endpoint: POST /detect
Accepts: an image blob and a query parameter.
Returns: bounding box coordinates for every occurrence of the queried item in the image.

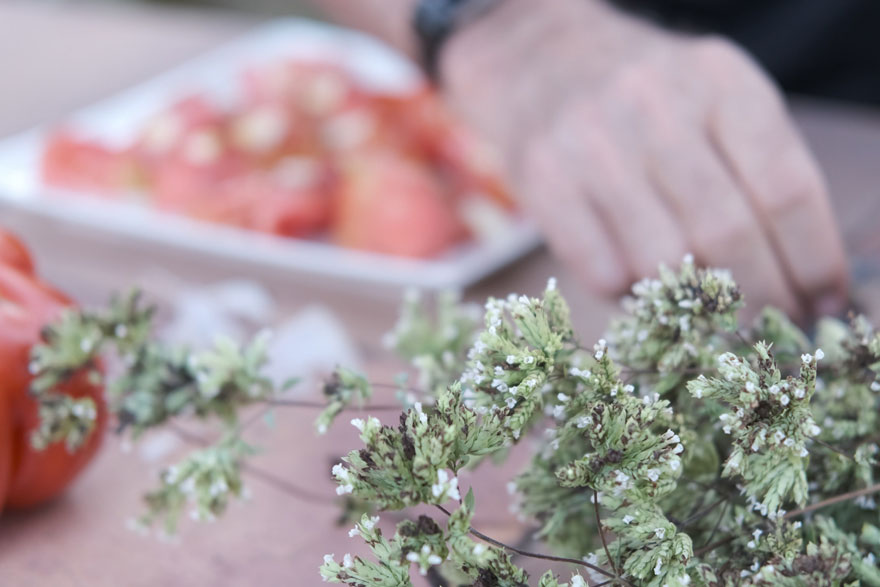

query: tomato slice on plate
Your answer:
[42,131,136,194]
[333,152,468,258]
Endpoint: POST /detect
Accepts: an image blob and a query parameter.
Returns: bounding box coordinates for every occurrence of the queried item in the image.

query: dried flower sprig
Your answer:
[136,433,256,535]
[27,290,281,532]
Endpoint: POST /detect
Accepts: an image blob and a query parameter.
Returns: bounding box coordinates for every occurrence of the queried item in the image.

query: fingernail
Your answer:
[815,294,847,319]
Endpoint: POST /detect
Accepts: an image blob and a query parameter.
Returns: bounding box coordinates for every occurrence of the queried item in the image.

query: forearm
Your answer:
[309,0,419,59]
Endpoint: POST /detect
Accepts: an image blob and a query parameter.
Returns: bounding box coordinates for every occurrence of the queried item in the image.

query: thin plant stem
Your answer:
[701,500,729,551]
[784,482,880,519]
[593,490,620,578]
[812,438,855,462]
[264,398,402,410]
[167,422,332,505]
[695,482,880,558]
[677,496,728,530]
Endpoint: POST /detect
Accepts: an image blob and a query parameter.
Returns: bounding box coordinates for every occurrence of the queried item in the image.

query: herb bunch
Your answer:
[28,259,880,586]
[320,259,880,586]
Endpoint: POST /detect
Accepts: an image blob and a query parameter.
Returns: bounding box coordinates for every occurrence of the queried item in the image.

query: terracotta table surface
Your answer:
[1,2,879,586]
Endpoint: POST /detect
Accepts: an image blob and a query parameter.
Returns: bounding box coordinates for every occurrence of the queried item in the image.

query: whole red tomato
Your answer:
[0,229,106,511]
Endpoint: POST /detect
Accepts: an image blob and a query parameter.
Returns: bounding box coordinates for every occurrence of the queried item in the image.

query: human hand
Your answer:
[440,0,849,318]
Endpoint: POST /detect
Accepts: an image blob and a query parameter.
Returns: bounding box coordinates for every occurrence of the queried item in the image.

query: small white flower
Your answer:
[814,348,825,360]
[780,394,790,406]
[593,339,607,360]
[323,554,335,565]
[768,384,780,395]
[546,277,558,291]
[622,514,634,525]
[350,418,365,432]
[557,393,570,403]
[654,558,663,576]
[343,554,353,568]
[473,543,487,555]
[871,381,880,392]
[646,469,660,482]
[413,402,428,425]
[431,470,460,502]
[801,353,813,364]
[506,355,516,364]
[654,527,666,540]
[348,527,360,538]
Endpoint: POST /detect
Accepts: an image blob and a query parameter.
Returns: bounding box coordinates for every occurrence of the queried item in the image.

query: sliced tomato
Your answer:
[133,95,223,158]
[372,90,514,209]
[0,229,36,275]
[333,153,468,258]
[151,130,249,213]
[241,60,367,120]
[42,131,135,194]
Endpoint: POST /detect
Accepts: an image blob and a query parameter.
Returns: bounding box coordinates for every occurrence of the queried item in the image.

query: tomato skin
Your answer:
[0,393,12,511]
[0,246,106,512]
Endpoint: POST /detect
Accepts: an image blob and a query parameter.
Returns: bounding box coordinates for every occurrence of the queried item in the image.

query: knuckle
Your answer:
[609,61,661,98]
[691,35,743,66]
[763,177,820,217]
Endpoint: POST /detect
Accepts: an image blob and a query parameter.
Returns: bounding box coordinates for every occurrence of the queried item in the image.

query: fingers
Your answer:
[646,129,803,317]
[709,87,850,314]
[554,116,689,282]
[517,138,630,294]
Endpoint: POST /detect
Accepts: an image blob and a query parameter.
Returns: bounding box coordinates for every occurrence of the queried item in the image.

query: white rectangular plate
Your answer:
[0,18,541,290]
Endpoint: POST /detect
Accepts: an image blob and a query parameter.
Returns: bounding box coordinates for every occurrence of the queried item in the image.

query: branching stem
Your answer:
[434,505,632,586]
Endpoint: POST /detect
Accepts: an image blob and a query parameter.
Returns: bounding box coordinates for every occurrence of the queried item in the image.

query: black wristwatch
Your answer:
[412,0,503,81]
